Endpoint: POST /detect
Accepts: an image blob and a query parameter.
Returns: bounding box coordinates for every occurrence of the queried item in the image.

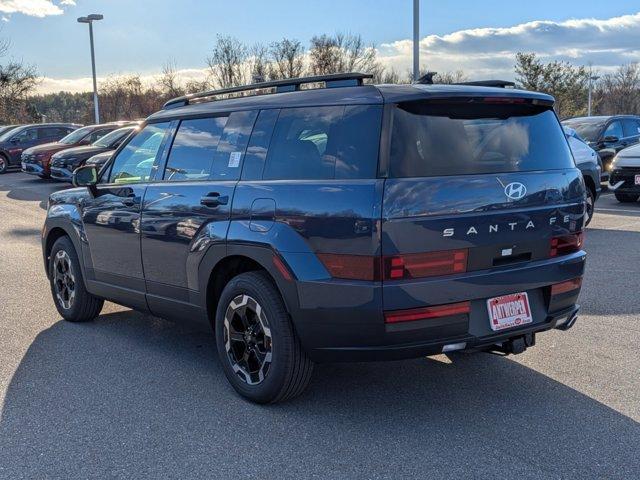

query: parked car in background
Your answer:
[21,122,132,178]
[43,74,587,403]
[50,124,139,182]
[0,125,20,137]
[562,115,640,174]
[564,126,600,225]
[84,150,114,170]
[609,143,640,203]
[0,123,80,174]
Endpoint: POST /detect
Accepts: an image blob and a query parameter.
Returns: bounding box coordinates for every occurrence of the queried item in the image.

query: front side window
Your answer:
[389,102,574,177]
[163,116,228,181]
[93,127,135,148]
[13,128,37,143]
[262,105,381,180]
[106,122,170,184]
[622,120,640,138]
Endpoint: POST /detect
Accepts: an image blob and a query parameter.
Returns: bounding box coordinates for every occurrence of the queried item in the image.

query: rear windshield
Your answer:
[389,102,574,177]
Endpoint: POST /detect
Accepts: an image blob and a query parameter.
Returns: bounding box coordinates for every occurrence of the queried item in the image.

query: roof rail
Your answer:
[163,72,373,109]
[454,80,516,89]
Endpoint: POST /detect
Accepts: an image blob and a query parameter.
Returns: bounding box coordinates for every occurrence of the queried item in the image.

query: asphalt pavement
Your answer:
[0,172,638,479]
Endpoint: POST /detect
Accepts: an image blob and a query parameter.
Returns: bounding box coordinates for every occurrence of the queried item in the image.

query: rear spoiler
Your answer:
[415,73,515,89]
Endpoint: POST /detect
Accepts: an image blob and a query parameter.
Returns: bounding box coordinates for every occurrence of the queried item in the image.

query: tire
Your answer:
[615,193,639,203]
[49,236,104,322]
[585,188,595,226]
[215,271,313,404]
[0,154,7,174]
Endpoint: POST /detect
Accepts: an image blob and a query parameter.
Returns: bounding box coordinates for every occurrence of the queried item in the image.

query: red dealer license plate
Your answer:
[487,292,533,332]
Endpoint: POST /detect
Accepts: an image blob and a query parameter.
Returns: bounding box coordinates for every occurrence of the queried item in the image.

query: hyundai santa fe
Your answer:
[42,73,587,403]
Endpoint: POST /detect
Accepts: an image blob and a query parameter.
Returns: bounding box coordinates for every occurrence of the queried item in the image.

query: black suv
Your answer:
[0,123,80,174]
[42,74,587,403]
[562,115,640,173]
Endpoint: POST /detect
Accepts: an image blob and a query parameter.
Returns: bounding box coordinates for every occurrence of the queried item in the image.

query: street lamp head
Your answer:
[77,16,90,23]
[87,14,104,21]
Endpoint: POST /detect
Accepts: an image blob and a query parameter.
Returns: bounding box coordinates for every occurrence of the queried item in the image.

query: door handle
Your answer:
[200,192,229,208]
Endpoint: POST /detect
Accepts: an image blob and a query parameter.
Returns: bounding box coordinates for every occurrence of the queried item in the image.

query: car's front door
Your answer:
[621,119,640,148]
[8,127,39,164]
[140,111,258,318]
[80,121,172,309]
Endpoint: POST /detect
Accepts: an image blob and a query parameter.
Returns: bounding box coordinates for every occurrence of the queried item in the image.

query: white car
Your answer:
[609,143,640,203]
[564,127,601,224]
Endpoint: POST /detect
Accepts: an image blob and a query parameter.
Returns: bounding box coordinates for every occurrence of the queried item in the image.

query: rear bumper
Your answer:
[292,252,586,362]
[50,166,73,182]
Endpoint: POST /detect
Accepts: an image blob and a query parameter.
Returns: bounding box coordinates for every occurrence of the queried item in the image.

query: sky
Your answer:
[1,0,639,93]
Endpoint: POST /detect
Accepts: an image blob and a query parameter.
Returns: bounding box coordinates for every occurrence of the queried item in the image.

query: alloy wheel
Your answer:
[223,294,273,385]
[53,250,75,310]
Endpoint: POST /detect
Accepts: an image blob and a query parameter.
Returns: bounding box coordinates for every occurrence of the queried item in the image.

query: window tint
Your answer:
[603,121,623,139]
[40,127,70,139]
[263,105,381,180]
[242,109,279,180]
[622,119,640,137]
[107,122,170,184]
[164,116,228,181]
[389,103,574,177]
[14,128,37,142]
[210,110,258,180]
[87,128,111,143]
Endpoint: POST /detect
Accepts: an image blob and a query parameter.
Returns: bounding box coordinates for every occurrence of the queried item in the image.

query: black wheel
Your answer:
[0,155,7,174]
[215,271,313,404]
[49,236,104,322]
[615,193,639,203]
[584,188,595,226]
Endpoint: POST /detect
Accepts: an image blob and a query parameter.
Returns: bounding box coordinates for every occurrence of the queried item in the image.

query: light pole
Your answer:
[587,72,600,117]
[413,0,420,81]
[77,14,103,124]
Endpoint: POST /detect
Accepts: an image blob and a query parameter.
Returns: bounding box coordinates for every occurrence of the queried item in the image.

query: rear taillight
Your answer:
[551,277,582,296]
[384,301,471,324]
[384,249,468,280]
[550,232,584,257]
[317,254,381,281]
[318,249,468,281]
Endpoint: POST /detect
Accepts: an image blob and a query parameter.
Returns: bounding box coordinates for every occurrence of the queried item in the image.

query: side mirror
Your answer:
[9,137,19,144]
[73,165,98,188]
[603,135,619,143]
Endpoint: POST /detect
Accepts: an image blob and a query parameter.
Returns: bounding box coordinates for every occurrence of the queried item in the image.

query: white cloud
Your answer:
[378,12,640,79]
[35,11,640,93]
[0,0,74,18]
[38,68,211,94]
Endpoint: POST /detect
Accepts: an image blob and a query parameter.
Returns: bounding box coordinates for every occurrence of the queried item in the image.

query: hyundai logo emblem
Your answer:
[504,182,527,200]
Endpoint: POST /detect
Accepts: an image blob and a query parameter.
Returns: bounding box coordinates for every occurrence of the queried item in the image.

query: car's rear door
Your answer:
[140,111,257,319]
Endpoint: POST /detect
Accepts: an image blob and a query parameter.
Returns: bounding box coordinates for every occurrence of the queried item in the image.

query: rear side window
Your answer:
[389,103,574,177]
[262,105,381,180]
[210,110,258,180]
[164,116,228,181]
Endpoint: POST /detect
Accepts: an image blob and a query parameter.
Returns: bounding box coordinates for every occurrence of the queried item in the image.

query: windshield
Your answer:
[59,126,92,144]
[389,102,574,177]
[93,127,134,148]
[0,126,22,142]
[562,119,604,142]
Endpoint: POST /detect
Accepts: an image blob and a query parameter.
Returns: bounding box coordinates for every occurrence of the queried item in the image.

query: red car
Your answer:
[21,122,131,178]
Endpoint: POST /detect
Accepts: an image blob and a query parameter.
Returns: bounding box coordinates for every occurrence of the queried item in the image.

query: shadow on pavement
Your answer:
[0,173,69,210]
[0,310,638,479]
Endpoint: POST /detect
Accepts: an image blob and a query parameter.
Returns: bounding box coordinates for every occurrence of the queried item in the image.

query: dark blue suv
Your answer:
[42,73,587,403]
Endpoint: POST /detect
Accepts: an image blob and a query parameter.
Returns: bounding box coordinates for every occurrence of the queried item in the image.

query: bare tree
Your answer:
[206,35,247,88]
[595,63,640,115]
[157,60,185,98]
[269,38,305,80]
[0,37,39,122]
[308,33,381,77]
[248,43,270,83]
